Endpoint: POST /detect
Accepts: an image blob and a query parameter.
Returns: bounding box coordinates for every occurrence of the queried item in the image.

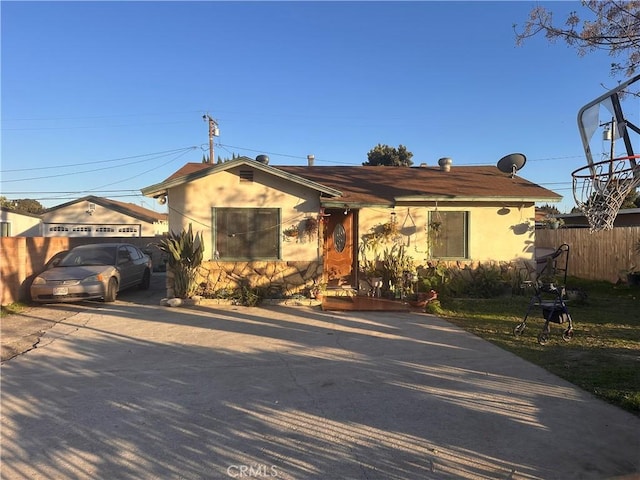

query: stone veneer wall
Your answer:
[163,258,538,300]
[166,260,324,298]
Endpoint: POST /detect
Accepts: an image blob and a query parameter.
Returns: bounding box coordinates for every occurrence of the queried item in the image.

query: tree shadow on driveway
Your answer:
[1,300,639,479]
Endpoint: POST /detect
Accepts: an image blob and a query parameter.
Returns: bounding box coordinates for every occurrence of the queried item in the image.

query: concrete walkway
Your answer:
[1,297,639,479]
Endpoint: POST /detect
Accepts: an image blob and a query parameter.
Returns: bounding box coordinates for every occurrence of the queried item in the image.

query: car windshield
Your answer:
[58,246,117,267]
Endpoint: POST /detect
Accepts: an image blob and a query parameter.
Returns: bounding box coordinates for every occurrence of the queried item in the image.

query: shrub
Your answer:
[424,299,444,315]
[157,224,204,299]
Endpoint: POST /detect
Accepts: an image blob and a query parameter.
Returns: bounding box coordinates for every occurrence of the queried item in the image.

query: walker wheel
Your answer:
[562,328,574,342]
[513,323,526,337]
[537,332,549,345]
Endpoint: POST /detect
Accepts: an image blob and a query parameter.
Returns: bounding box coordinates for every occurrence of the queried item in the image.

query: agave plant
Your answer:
[157,224,204,298]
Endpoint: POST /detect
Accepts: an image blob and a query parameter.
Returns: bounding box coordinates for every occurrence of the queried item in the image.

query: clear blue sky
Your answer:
[0,1,627,212]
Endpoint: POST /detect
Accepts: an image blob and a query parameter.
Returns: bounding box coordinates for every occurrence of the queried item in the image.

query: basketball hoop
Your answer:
[575,74,640,231]
[572,155,640,231]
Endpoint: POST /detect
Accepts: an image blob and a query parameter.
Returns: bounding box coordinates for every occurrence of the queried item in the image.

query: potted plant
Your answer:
[378,244,415,299]
[303,217,319,237]
[379,220,400,240]
[310,282,327,300]
[427,219,444,250]
[283,225,299,238]
[428,220,442,233]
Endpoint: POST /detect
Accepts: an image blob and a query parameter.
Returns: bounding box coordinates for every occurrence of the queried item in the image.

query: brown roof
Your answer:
[278,165,561,205]
[164,162,217,182]
[151,161,561,205]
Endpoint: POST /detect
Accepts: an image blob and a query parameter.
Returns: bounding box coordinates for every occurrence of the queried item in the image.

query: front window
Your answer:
[214,208,280,260]
[429,211,468,258]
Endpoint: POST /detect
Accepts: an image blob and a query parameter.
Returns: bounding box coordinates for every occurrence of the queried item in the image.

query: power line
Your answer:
[35,150,194,204]
[218,143,307,161]
[1,120,196,132]
[25,194,148,202]
[1,189,141,194]
[0,146,197,173]
[1,110,207,132]
[3,109,205,122]
[1,147,197,183]
[89,149,193,191]
[219,141,587,166]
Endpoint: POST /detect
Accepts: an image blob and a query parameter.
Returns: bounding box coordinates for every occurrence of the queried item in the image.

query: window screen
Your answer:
[430,211,468,258]
[215,208,280,259]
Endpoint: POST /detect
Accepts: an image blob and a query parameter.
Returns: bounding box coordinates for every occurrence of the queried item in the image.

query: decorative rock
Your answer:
[167,298,182,307]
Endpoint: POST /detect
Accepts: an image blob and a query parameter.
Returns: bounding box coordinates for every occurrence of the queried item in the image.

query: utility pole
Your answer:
[202,114,219,163]
[601,117,616,175]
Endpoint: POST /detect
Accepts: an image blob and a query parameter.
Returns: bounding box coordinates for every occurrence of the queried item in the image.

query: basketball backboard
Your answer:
[574,75,640,231]
[577,74,640,168]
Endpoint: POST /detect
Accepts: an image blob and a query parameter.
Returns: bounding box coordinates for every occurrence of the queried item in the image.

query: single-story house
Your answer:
[41,195,168,237]
[0,207,42,237]
[141,156,561,297]
[556,207,640,228]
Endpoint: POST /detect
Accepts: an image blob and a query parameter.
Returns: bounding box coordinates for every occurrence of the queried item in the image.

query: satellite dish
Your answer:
[497,153,527,177]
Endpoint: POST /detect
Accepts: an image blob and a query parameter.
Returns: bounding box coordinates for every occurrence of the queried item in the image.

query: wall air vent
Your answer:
[239,170,254,182]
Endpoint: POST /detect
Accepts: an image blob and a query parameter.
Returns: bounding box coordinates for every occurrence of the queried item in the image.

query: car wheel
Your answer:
[104,278,118,302]
[139,269,151,290]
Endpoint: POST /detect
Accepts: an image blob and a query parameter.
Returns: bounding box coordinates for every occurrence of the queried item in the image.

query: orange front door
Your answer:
[323,209,356,287]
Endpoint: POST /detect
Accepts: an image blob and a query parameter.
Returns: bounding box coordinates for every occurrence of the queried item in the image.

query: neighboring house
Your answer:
[41,195,168,238]
[556,207,640,228]
[0,207,42,237]
[142,156,561,296]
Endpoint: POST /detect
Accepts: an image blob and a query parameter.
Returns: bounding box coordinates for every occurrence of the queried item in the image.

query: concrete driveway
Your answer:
[1,277,639,479]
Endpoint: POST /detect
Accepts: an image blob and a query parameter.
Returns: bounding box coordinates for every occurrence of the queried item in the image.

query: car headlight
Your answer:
[81,274,104,284]
[32,276,46,285]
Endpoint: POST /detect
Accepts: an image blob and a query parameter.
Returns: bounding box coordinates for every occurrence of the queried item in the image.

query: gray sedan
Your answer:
[30,243,152,303]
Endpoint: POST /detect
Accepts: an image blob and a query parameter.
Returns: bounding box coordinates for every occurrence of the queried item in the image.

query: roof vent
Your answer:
[438,157,452,172]
[419,163,427,167]
[307,154,315,167]
[255,154,269,164]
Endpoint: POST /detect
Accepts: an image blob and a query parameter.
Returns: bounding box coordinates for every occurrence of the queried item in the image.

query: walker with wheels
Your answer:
[513,243,574,345]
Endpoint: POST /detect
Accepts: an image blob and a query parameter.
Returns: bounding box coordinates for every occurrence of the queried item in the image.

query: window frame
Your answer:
[429,210,469,259]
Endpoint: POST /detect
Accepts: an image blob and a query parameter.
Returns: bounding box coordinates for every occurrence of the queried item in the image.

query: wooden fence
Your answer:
[535,226,640,282]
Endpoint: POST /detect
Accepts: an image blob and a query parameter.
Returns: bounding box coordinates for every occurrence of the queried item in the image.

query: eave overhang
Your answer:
[393,195,562,203]
[141,158,343,198]
[321,195,562,209]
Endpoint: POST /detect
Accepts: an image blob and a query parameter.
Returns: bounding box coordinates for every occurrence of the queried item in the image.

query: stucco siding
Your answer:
[470,204,536,261]
[41,200,157,237]
[167,167,321,261]
[0,210,42,237]
[357,203,536,264]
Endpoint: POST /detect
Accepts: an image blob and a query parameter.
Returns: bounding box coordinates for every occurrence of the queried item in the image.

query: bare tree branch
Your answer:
[514,1,640,77]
